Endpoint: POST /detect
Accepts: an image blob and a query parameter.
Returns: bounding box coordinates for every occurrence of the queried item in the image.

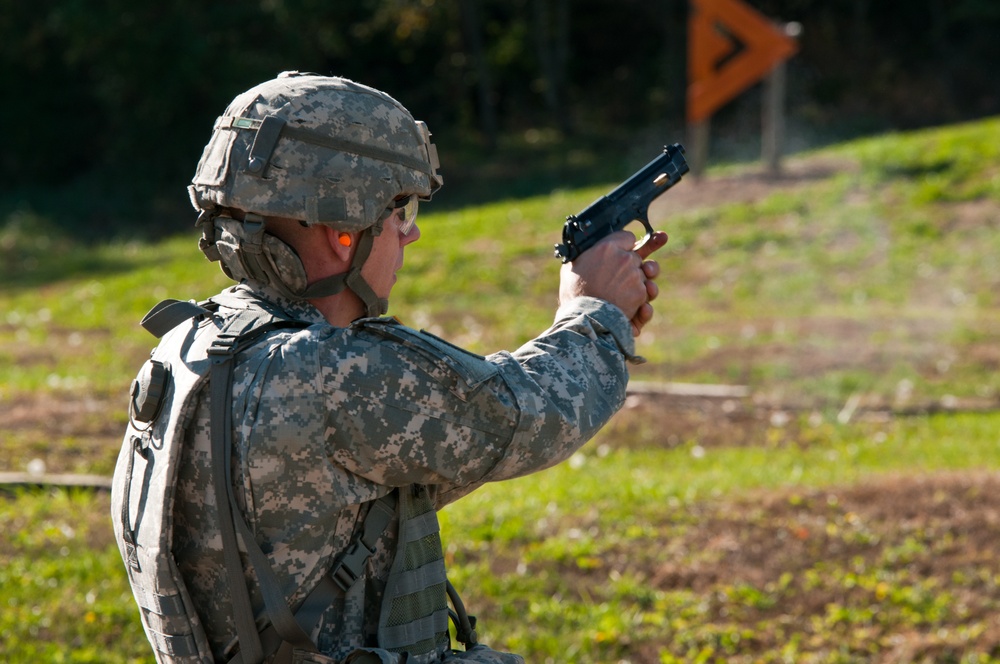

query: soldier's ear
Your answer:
[323,226,356,262]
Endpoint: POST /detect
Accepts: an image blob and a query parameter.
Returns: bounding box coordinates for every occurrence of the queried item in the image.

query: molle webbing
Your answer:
[117,291,463,663]
[378,486,450,661]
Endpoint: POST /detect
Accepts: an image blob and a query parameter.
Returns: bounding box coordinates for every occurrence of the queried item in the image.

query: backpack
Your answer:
[112,294,329,662]
[112,293,516,664]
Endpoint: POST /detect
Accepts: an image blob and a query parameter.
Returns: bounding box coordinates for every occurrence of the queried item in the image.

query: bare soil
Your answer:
[468,469,1000,661]
[0,391,125,475]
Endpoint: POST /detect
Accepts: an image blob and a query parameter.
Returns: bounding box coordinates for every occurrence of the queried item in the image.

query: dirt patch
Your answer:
[609,393,771,449]
[648,155,856,220]
[0,392,125,475]
[944,197,1000,233]
[469,471,1000,661]
[636,472,1000,659]
[1,393,119,432]
[642,471,1000,591]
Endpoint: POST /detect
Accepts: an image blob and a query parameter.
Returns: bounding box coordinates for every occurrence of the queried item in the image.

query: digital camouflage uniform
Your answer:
[172,281,637,661]
[113,71,641,663]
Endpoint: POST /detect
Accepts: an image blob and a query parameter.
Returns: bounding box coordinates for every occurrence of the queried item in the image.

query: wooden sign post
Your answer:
[687,0,799,176]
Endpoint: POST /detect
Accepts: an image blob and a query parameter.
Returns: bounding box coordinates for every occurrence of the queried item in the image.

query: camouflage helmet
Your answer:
[188,71,442,229]
[188,72,442,315]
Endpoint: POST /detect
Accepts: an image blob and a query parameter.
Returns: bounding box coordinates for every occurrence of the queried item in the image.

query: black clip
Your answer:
[331,539,376,592]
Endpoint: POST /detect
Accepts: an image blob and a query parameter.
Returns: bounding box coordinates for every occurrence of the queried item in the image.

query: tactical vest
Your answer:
[110,290,484,664]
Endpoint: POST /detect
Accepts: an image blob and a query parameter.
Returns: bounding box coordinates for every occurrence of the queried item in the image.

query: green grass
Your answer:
[0,489,148,663]
[3,116,1000,662]
[443,411,1000,536]
[439,413,1000,662]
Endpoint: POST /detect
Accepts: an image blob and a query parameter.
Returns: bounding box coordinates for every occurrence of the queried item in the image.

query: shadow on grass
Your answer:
[2,251,146,291]
[0,223,151,291]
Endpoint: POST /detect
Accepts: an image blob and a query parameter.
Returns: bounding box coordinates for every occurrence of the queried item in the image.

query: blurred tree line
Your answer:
[2,0,998,239]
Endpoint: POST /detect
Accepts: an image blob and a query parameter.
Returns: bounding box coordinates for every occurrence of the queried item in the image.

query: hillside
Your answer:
[1,118,999,662]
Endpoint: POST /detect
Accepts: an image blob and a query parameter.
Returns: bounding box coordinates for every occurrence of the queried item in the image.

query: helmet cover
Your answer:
[189,71,443,232]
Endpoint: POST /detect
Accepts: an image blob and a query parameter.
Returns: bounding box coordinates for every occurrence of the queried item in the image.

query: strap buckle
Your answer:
[331,539,376,592]
[207,332,239,358]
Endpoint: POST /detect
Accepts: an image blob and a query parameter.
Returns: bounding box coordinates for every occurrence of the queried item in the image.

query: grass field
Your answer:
[2,117,999,662]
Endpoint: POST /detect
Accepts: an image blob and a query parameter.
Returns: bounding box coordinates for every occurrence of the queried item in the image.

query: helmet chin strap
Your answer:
[305,225,388,317]
[202,211,389,318]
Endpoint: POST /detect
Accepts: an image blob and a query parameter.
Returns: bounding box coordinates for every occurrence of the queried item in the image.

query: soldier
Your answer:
[113,71,668,664]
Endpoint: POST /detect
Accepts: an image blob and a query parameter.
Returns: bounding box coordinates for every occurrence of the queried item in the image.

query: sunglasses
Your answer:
[385,194,419,235]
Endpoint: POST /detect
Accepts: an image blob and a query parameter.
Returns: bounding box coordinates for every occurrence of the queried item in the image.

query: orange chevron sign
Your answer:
[687,0,798,123]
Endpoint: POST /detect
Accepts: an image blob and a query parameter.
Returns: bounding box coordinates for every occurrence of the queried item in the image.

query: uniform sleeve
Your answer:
[315,296,634,505]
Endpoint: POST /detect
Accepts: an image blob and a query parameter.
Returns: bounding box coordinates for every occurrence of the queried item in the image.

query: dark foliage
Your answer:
[2,0,998,239]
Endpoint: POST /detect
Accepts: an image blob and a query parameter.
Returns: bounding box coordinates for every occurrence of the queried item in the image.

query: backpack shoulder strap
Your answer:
[206,310,317,664]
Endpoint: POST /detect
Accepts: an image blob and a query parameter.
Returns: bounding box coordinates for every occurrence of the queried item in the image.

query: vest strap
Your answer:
[332,493,398,592]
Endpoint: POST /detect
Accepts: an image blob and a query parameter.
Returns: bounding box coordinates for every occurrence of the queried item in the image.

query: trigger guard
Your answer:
[632,232,653,253]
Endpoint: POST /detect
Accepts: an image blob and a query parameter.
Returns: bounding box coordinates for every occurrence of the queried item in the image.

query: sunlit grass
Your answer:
[0,489,150,663]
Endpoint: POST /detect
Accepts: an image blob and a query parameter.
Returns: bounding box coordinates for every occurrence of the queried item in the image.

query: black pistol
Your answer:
[554,143,689,263]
